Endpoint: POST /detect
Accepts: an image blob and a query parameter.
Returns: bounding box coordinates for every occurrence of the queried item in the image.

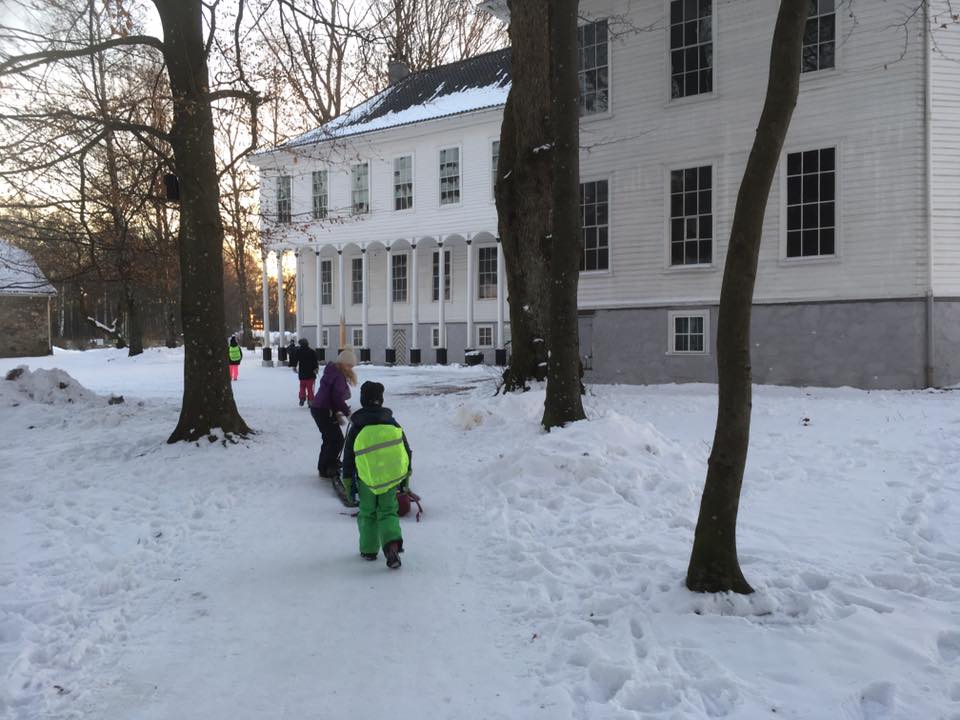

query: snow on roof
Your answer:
[278,48,511,150]
[0,240,56,296]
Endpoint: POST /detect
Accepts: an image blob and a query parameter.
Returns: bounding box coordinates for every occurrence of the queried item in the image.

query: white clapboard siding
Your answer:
[930,3,960,295]
[576,0,927,309]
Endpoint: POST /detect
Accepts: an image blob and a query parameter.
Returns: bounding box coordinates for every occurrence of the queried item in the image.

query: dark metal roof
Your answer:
[282,47,511,148]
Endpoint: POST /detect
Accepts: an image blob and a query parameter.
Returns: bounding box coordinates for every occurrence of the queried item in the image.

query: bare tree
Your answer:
[0,0,256,441]
[541,0,585,429]
[686,0,810,594]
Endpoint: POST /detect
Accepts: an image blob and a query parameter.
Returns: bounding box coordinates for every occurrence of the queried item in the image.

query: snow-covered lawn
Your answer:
[1,347,958,720]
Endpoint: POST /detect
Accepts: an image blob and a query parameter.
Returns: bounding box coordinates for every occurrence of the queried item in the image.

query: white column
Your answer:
[465,237,474,350]
[314,250,322,347]
[261,249,271,359]
[337,249,346,349]
[361,248,369,350]
[410,243,419,350]
[385,245,394,350]
[294,250,302,339]
[437,239,446,348]
[496,239,505,349]
[276,249,286,351]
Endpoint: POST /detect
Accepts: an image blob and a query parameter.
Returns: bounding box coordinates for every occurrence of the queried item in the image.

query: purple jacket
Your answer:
[311,362,351,415]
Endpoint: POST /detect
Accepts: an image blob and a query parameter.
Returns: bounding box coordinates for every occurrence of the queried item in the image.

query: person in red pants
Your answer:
[292,338,320,406]
[227,336,242,381]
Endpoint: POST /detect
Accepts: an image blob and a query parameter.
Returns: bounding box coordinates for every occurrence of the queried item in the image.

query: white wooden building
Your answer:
[252,1,960,388]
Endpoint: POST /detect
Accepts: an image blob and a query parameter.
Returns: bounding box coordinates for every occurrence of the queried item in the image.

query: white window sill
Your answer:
[664,262,717,273]
[778,254,840,268]
[665,90,717,109]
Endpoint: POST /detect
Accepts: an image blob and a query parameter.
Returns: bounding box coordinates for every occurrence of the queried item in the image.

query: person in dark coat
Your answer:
[292,337,320,406]
[309,348,357,478]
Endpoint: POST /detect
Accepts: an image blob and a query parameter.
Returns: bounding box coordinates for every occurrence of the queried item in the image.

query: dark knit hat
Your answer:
[299,338,309,347]
[360,381,384,408]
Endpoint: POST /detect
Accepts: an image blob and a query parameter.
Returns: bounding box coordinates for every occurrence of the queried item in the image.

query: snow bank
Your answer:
[3,366,123,407]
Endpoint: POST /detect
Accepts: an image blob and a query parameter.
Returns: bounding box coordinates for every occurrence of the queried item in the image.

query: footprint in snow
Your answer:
[937,630,960,663]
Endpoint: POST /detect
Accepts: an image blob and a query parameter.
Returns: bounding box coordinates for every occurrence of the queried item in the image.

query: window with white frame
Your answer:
[802,1,836,73]
[320,328,329,347]
[580,180,609,271]
[477,325,494,348]
[351,257,363,305]
[670,165,712,265]
[578,19,609,115]
[669,311,708,354]
[786,147,836,258]
[320,259,332,305]
[432,249,451,301]
[276,175,292,224]
[478,246,497,299]
[394,156,413,210]
[431,327,441,348]
[392,253,408,302]
[491,141,500,198]
[312,170,327,220]
[439,148,460,205]
[351,163,369,214]
[352,328,364,348]
[670,0,713,99]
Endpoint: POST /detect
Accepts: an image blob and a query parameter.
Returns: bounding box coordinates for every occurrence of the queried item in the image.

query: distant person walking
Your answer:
[310,348,357,479]
[292,337,320,406]
[228,336,242,381]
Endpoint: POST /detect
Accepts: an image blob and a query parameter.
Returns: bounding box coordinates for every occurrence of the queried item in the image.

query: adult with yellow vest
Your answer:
[341,381,411,569]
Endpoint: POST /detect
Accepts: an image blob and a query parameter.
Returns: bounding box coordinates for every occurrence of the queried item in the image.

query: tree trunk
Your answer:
[541,0,585,429]
[154,0,251,442]
[686,0,809,594]
[495,0,552,391]
[124,285,144,356]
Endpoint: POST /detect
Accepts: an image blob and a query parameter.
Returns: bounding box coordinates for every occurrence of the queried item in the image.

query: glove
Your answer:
[399,472,411,493]
[341,475,358,506]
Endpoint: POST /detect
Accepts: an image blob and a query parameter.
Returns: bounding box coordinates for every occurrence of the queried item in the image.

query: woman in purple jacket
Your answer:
[310,348,358,478]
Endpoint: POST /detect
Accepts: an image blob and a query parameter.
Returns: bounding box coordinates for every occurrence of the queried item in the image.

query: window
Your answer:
[439,148,460,205]
[431,327,441,348]
[580,180,609,271]
[320,259,332,305]
[432,249,451,301]
[478,246,497,299]
[578,19,609,114]
[392,254,408,303]
[394,156,413,210]
[312,170,327,220]
[352,328,364,348]
[670,0,713,99]
[477,326,494,348]
[351,163,369,214]
[786,147,836,258]
[670,166,712,265]
[802,0,836,73]
[491,141,500,198]
[669,311,709,354]
[277,175,292,223]
[351,257,363,305]
[320,328,329,348]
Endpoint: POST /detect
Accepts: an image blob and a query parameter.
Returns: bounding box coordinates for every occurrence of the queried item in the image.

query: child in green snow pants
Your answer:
[357,481,402,555]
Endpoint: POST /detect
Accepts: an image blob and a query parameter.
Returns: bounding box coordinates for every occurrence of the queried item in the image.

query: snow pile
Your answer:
[3,366,121,407]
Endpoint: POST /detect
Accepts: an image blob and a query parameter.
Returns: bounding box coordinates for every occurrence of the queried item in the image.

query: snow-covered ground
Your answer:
[1,347,959,720]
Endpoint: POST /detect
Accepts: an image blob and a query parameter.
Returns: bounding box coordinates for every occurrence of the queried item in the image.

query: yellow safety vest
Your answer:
[354,424,410,495]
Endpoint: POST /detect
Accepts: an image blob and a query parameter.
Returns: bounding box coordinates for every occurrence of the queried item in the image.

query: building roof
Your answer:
[279,47,511,149]
[0,241,56,297]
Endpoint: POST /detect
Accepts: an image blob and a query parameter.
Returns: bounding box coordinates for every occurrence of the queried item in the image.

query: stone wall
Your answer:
[0,295,51,358]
